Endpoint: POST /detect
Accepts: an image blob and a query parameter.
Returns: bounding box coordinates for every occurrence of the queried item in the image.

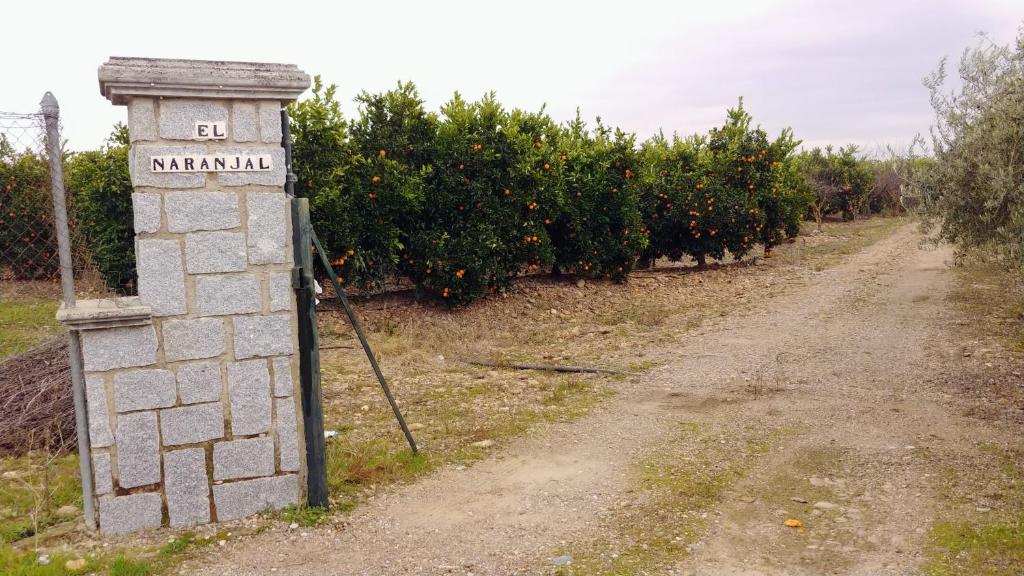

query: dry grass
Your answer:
[0,217,904,575]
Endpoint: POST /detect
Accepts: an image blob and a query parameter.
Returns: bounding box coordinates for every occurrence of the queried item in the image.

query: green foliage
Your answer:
[915,31,1024,262]
[66,125,134,291]
[796,144,873,227]
[0,137,55,279]
[550,117,645,280]
[639,101,804,264]
[290,79,426,292]
[406,93,551,304]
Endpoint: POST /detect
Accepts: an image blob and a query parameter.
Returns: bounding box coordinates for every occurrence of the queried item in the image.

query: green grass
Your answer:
[323,376,611,512]
[0,297,61,360]
[926,516,1024,575]
[554,423,785,575]
[924,443,1024,575]
[0,454,82,545]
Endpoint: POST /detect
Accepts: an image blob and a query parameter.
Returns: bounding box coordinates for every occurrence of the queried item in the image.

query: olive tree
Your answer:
[917,31,1024,261]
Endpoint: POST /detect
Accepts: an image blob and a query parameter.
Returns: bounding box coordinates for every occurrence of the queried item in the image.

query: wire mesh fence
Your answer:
[0,111,61,280]
[0,110,113,290]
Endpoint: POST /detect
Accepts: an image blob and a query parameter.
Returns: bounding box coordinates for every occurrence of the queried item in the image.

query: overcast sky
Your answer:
[3,0,1021,153]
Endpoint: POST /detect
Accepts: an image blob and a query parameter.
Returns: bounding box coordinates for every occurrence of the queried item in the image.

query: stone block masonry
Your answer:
[58,57,311,536]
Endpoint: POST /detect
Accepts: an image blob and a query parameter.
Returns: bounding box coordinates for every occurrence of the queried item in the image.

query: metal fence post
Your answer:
[291,198,329,509]
[40,92,96,530]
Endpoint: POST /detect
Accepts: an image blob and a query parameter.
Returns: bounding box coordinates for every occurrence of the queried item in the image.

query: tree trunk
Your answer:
[695,253,707,269]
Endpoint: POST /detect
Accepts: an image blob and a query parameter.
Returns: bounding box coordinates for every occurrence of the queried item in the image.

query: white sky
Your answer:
[3,0,1021,153]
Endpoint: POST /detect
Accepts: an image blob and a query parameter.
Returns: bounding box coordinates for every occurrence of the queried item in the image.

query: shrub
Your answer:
[66,125,135,291]
[0,136,55,279]
[549,117,645,280]
[309,154,423,292]
[797,145,873,230]
[700,104,768,263]
[915,30,1024,261]
[406,93,551,304]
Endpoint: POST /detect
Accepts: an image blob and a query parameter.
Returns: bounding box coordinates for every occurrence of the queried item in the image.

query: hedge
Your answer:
[288,84,814,304]
[4,79,821,304]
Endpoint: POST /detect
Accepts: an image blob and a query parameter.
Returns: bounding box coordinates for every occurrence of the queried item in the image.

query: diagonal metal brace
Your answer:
[309,230,419,454]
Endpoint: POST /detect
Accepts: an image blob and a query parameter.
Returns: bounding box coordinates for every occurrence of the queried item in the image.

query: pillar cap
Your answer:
[98,57,311,105]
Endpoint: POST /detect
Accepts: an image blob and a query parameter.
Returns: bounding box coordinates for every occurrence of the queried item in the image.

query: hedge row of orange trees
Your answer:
[289,78,811,305]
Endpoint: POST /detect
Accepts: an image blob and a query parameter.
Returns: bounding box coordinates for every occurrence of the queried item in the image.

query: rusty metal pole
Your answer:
[41,92,96,530]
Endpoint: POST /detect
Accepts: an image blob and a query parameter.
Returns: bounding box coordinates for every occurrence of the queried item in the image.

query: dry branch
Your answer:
[0,337,75,457]
[460,358,633,376]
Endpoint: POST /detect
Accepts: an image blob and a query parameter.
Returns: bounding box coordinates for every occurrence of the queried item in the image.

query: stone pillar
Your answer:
[60,58,310,536]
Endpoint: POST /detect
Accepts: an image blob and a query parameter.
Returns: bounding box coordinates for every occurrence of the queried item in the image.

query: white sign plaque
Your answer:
[150,154,273,173]
[193,121,227,140]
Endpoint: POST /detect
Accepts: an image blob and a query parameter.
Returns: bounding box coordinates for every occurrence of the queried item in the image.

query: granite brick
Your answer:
[164,191,240,233]
[113,369,176,412]
[162,318,225,362]
[137,238,186,316]
[195,274,260,316]
[227,360,271,435]
[164,448,210,527]
[115,411,160,488]
[212,474,298,521]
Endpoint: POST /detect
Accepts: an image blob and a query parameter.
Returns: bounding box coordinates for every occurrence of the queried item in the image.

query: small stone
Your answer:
[176,361,222,405]
[276,397,300,472]
[56,504,79,519]
[269,272,293,312]
[84,374,113,448]
[160,402,225,446]
[37,554,50,565]
[259,101,283,143]
[471,439,495,448]
[271,357,294,398]
[65,558,87,571]
[232,102,257,142]
[814,501,839,510]
[551,555,573,566]
[289,522,299,530]
[575,279,586,288]
[791,496,808,504]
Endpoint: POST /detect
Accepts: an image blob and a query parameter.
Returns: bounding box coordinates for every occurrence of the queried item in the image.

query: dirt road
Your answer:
[190,225,1006,575]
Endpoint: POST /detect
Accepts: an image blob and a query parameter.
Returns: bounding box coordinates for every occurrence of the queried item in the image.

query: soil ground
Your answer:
[181,223,1024,575]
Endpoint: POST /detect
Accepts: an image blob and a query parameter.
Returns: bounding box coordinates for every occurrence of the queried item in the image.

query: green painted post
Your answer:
[291,198,329,509]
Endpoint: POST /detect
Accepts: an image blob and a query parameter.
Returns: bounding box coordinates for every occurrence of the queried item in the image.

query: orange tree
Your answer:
[405,93,554,304]
[548,116,645,280]
[703,102,770,263]
[290,79,427,292]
